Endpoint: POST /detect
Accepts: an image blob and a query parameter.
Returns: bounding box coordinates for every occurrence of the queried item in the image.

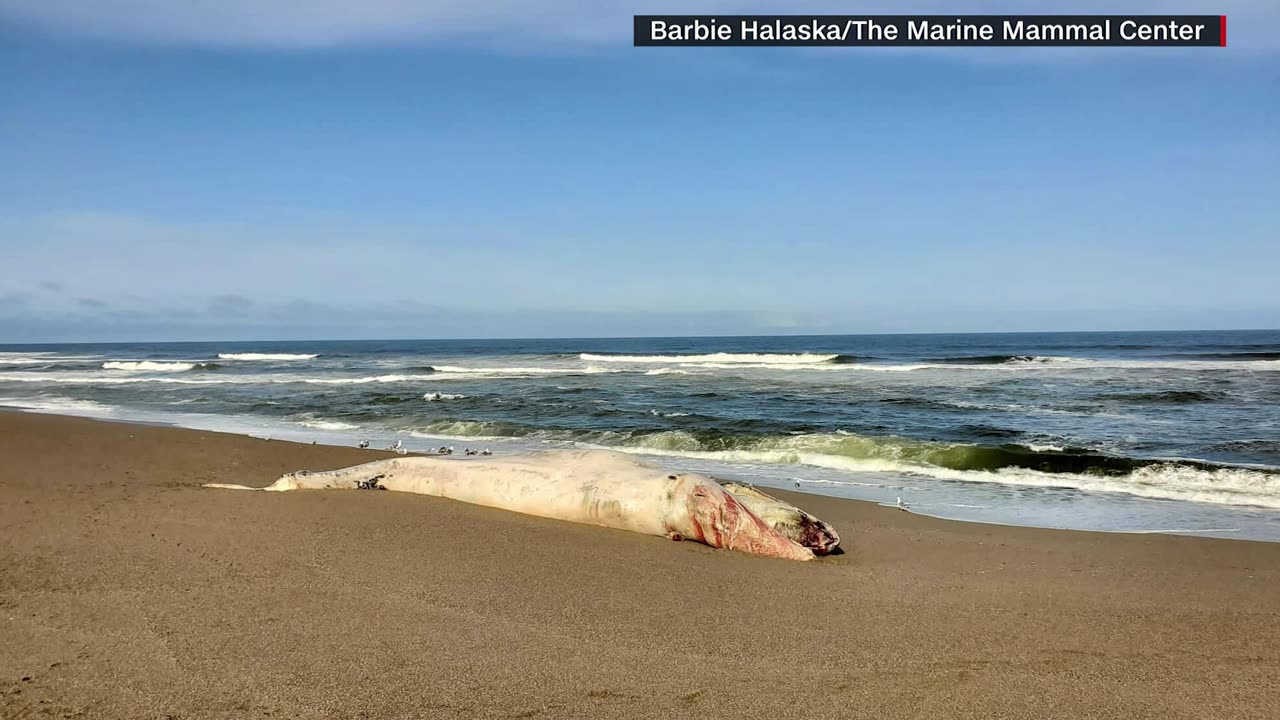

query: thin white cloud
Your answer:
[0,1,1274,49]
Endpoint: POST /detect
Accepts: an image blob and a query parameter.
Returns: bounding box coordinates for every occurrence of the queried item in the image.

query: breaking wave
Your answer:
[0,396,119,415]
[0,372,257,385]
[0,372,426,386]
[303,374,433,385]
[102,361,215,372]
[424,392,467,401]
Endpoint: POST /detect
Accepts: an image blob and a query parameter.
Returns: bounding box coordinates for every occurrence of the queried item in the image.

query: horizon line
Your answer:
[3,326,1277,347]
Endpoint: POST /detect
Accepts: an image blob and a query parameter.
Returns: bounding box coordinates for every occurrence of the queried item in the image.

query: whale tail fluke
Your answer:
[203,482,266,490]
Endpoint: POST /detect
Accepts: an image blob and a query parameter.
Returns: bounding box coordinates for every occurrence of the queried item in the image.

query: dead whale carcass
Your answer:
[205,449,830,561]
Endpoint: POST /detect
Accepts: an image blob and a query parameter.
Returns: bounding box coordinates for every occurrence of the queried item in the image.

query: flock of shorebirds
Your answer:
[355,439,492,457]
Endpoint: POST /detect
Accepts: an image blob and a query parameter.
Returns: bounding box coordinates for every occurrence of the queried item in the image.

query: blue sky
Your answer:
[1,2,1277,341]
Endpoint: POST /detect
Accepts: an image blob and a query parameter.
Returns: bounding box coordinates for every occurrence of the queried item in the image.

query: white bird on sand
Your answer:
[358,440,370,449]
[896,496,908,511]
[389,440,403,451]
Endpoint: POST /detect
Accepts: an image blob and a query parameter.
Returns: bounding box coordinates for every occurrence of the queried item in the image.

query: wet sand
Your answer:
[2,410,1278,719]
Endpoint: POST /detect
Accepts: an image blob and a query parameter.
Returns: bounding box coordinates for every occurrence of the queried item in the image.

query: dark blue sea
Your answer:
[3,330,1278,540]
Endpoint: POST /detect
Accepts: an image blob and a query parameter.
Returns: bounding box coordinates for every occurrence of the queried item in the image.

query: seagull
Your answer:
[896,496,909,511]
[388,439,403,451]
[358,440,370,449]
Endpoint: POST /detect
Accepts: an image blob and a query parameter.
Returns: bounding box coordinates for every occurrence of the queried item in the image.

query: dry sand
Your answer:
[2,410,1278,719]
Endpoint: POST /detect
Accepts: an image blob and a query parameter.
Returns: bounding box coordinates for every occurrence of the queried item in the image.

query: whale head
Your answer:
[722,482,841,555]
[670,476,815,561]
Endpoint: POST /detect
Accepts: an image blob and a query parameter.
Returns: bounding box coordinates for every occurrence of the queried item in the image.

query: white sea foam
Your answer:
[303,374,431,385]
[102,361,197,372]
[217,353,318,361]
[0,372,242,385]
[0,396,118,415]
[298,419,359,431]
[424,392,467,401]
[1078,358,1280,371]
[0,371,441,387]
[582,352,839,364]
[674,356,1280,374]
[432,365,622,378]
[915,357,1280,372]
[433,365,562,375]
[604,358,934,373]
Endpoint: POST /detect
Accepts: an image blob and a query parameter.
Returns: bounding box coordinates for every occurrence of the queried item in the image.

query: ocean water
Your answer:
[3,330,1279,540]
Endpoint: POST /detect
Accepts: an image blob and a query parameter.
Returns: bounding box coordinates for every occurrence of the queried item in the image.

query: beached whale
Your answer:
[204,449,829,561]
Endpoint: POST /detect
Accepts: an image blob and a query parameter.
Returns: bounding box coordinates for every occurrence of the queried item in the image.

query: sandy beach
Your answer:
[2,410,1278,719]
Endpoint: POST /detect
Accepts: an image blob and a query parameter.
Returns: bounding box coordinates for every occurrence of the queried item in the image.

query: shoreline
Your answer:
[2,405,1276,543]
[3,410,1280,717]
[0,405,1266,546]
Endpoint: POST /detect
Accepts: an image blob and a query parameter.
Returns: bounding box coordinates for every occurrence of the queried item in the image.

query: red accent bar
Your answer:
[1220,15,1227,46]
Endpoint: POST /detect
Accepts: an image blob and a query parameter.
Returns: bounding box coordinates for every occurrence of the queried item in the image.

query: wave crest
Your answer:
[102,361,201,372]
